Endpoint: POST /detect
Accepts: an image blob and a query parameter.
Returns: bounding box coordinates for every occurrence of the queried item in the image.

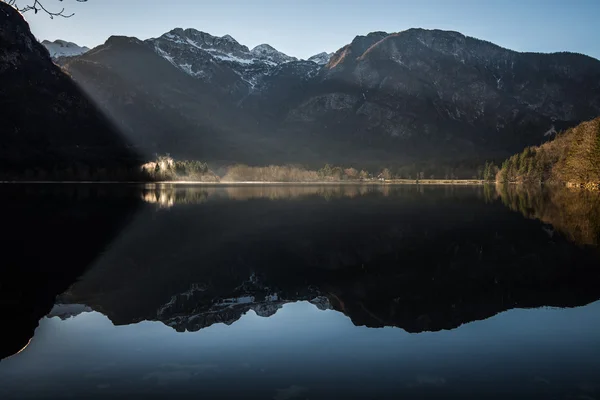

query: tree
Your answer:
[318,164,333,180]
[344,167,358,180]
[380,168,392,180]
[4,0,87,18]
[331,166,344,181]
[500,160,509,183]
[590,122,600,182]
[483,161,498,181]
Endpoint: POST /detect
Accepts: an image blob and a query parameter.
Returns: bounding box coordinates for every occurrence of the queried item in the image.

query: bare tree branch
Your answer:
[4,0,87,19]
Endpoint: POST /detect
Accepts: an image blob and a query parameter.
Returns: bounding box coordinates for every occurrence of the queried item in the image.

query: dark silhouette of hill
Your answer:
[0,185,141,360]
[0,2,143,180]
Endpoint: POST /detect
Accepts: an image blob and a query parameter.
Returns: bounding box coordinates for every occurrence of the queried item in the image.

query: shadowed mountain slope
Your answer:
[62,27,600,172]
[0,2,143,180]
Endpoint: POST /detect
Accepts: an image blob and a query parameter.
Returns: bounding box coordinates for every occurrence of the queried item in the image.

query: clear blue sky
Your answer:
[22,0,600,60]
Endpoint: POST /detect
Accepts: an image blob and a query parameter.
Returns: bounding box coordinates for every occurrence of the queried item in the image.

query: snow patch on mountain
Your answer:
[147,28,307,92]
[179,63,206,78]
[308,52,333,65]
[154,45,177,66]
[544,125,557,137]
[251,44,297,65]
[212,53,255,65]
[42,39,89,59]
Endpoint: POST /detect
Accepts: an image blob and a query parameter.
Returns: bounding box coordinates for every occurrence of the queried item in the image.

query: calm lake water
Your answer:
[1,184,599,399]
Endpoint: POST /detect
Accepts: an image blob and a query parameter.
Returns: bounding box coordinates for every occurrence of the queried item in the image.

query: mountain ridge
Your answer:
[60,26,600,174]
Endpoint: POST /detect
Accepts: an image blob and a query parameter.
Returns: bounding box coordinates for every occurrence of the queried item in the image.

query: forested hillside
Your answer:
[497,117,600,187]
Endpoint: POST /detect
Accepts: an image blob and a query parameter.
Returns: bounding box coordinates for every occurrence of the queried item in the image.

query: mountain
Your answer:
[251,43,297,65]
[0,2,143,180]
[62,35,278,164]
[278,29,600,168]
[308,51,333,65]
[497,117,600,186]
[146,28,298,94]
[41,39,89,59]
[62,27,600,174]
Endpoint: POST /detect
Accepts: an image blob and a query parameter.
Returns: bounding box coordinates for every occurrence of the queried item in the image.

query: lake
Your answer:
[1,184,599,399]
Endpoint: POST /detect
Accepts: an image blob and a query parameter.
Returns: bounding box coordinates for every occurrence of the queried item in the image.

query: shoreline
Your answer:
[0,179,487,186]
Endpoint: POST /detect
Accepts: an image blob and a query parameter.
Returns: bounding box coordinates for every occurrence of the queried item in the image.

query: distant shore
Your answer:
[0,179,486,185]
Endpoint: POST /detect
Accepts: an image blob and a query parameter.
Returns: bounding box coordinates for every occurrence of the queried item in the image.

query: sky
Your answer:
[21,0,600,60]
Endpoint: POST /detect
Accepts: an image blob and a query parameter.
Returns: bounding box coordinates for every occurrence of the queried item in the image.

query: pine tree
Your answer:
[589,122,600,183]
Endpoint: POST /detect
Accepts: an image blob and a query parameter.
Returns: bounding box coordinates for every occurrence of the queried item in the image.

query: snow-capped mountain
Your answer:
[61,27,600,168]
[41,39,89,59]
[251,43,297,65]
[146,28,299,91]
[307,52,333,65]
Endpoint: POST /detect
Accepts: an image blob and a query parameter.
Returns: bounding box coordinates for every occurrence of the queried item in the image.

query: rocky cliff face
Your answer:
[62,26,600,171]
[0,2,141,179]
[289,29,600,162]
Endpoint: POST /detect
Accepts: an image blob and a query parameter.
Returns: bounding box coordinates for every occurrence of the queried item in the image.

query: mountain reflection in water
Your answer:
[3,300,600,400]
[1,184,600,399]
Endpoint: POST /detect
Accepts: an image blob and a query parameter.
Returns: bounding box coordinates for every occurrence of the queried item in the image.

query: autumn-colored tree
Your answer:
[497,117,600,186]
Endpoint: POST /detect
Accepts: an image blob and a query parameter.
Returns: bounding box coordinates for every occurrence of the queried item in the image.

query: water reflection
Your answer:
[55,184,600,335]
[498,184,600,245]
[140,183,487,207]
[140,184,384,206]
[1,183,600,399]
[140,184,600,249]
[2,301,600,399]
[0,184,140,360]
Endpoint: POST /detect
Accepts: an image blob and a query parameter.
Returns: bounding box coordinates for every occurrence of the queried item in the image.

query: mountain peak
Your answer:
[221,34,238,44]
[158,28,250,53]
[147,28,302,89]
[251,43,297,64]
[251,43,277,52]
[41,39,90,59]
[307,52,333,65]
[104,35,144,47]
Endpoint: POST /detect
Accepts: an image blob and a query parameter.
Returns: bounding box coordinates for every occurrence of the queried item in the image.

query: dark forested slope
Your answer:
[0,2,142,180]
